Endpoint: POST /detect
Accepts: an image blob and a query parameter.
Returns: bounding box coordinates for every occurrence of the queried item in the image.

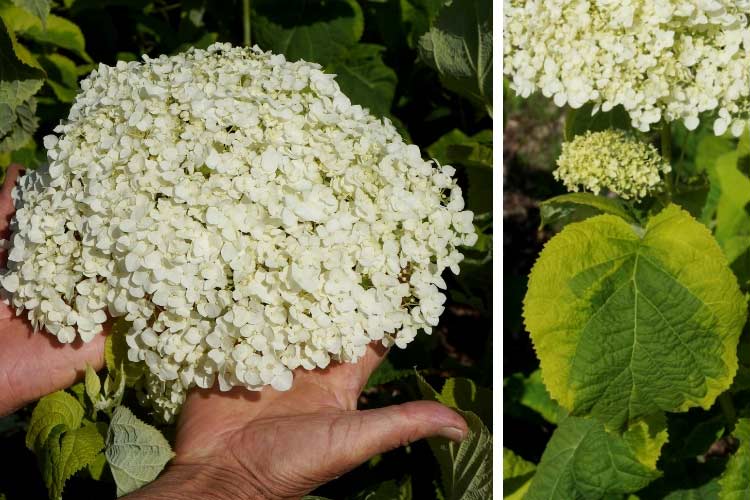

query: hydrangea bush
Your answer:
[504,1,750,498]
[0,43,476,421]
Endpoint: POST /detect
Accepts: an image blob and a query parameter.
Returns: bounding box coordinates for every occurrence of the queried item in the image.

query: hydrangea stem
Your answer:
[242,0,251,46]
[660,122,672,164]
[660,121,674,198]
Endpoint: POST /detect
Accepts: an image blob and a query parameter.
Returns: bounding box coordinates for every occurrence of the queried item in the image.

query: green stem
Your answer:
[242,0,251,46]
[718,393,737,427]
[660,121,674,201]
[660,121,672,164]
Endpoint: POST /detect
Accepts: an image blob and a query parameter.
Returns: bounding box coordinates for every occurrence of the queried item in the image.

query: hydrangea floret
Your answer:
[0,43,476,420]
[504,0,750,136]
[554,129,671,201]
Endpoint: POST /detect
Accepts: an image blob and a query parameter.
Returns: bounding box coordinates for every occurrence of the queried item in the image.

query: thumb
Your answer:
[0,164,23,231]
[329,401,468,473]
[0,164,24,268]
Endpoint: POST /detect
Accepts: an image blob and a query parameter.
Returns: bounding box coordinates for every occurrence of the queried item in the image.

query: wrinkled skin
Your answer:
[0,164,467,499]
[133,344,467,499]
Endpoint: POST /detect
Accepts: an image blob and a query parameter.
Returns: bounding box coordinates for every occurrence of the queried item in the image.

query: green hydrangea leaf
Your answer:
[39,53,78,102]
[84,363,102,404]
[437,377,492,430]
[41,423,105,500]
[252,0,363,65]
[46,78,75,102]
[328,43,396,118]
[417,373,492,499]
[11,0,49,26]
[361,0,408,52]
[6,19,39,67]
[417,0,491,109]
[662,481,721,500]
[105,406,175,497]
[621,413,669,469]
[96,364,126,411]
[525,416,660,499]
[27,15,89,60]
[0,17,44,107]
[706,148,750,286]
[427,128,492,169]
[365,359,411,389]
[711,150,750,249]
[26,391,84,452]
[718,418,750,499]
[0,3,36,33]
[68,382,86,406]
[701,145,730,225]
[0,96,37,153]
[524,204,747,430]
[504,369,562,424]
[401,0,444,49]
[88,452,107,481]
[0,15,41,159]
[0,5,90,61]
[503,448,535,500]
[427,129,493,214]
[105,318,144,387]
[695,134,734,177]
[539,192,636,229]
[3,135,43,169]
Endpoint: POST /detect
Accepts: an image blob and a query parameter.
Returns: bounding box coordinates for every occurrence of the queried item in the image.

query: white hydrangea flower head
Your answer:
[554,129,671,201]
[504,0,750,136]
[0,43,476,421]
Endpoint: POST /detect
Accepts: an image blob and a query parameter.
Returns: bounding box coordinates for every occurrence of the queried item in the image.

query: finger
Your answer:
[293,341,389,407]
[349,341,389,395]
[327,401,468,473]
[0,164,24,235]
[357,341,389,379]
[0,164,24,268]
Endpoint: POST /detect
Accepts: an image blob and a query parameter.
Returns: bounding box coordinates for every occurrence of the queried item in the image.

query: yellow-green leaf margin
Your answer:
[524,204,747,430]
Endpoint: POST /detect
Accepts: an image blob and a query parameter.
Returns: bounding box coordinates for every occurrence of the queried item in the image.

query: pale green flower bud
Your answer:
[554,130,671,201]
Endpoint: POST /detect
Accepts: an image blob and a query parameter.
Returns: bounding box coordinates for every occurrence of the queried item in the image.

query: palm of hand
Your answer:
[161,345,466,500]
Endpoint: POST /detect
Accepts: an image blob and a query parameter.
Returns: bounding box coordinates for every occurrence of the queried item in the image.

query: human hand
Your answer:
[129,344,468,500]
[0,165,107,416]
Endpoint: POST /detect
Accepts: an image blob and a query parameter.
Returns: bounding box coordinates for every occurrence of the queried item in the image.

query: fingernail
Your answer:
[439,426,467,443]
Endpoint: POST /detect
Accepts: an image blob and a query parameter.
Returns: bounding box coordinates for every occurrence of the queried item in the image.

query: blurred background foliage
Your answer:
[0,0,492,499]
[502,80,565,467]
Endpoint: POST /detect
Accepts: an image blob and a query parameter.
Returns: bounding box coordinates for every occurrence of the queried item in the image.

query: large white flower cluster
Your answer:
[0,43,475,420]
[504,0,750,136]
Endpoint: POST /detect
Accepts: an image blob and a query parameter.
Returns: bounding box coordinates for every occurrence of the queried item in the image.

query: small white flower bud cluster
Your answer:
[554,130,671,201]
[504,0,750,136]
[0,43,476,421]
